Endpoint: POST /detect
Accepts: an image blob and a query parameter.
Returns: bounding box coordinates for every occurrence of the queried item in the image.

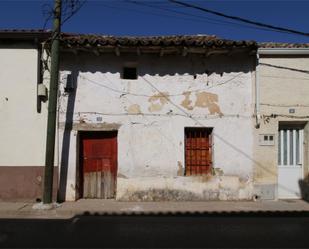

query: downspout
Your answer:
[36,40,43,113]
[255,52,260,128]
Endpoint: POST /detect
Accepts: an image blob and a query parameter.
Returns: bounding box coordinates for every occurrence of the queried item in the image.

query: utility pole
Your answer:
[43,0,62,204]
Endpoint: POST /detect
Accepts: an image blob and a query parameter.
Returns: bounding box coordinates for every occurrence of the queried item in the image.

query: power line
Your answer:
[42,3,54,30]
[169,0,309,37]
[41,0,86,31]
[126,0,291,34]
[61,0,86,25]
[99,2,212,24]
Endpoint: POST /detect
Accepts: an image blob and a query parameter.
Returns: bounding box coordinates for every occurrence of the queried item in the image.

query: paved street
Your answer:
[0,211,309,248]
[0,199,309,247]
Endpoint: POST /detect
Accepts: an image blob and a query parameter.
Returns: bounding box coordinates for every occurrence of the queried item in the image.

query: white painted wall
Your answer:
[0,46,47,166]
[58,52,255,201]
[254,55,309,199]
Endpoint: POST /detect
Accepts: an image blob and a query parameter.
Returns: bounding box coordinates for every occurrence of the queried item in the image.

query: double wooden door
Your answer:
[80,131,117,199]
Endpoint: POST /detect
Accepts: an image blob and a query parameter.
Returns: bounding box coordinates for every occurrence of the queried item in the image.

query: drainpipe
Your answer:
[255,52,260,128]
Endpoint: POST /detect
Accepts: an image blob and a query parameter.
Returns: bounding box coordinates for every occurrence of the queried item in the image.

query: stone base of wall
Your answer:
[253,184,276,200]
[116,175,253,201]
[0,166,58,201]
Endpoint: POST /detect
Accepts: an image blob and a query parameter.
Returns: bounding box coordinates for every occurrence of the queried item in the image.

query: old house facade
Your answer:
[56,35,257,201]
[1,30,308,202]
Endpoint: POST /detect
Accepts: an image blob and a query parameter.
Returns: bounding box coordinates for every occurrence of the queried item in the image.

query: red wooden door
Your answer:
[80,131,117,198]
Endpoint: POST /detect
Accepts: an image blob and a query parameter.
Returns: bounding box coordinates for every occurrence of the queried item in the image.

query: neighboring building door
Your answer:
[80,131,117,199]
[278,127,304,199]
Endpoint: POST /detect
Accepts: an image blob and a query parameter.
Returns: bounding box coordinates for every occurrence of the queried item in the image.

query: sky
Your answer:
[0,0,309,43]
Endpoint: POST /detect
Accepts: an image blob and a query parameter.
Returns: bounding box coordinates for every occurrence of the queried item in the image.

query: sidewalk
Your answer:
[0,199,309,219]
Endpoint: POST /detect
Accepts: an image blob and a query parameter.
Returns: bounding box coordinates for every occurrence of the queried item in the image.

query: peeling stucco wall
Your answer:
[181,91,223,116]
[58,52,255,201]
[116,176,253,201]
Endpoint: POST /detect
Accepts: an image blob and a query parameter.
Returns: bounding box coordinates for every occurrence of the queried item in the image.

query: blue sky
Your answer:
[1,0,309,43]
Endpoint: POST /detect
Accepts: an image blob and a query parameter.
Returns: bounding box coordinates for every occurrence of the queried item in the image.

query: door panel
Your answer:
[278,128,303,199]
[80,131,117,199]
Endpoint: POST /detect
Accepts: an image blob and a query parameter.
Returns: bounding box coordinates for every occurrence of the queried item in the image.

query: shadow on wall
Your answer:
[299,177,309,203]
[57,69,78,202]
[60,52,255,76]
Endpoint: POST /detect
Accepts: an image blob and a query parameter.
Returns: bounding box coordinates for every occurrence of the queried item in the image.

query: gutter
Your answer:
[258,48,309,55]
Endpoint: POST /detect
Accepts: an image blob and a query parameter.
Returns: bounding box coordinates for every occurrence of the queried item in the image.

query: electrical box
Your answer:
[259,134,275,146]
[37,84,47,97]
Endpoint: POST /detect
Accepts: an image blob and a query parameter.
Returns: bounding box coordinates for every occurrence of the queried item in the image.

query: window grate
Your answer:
[185,128,212,176]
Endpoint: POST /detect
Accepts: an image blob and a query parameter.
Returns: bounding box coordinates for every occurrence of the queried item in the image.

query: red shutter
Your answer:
[185,128,212,175]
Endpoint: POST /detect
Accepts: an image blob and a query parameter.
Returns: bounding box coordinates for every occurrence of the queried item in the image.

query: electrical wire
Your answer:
[169,0,309,37]
[61,0,87,25]
[264,114,309,119]
[260,103,309,108]
[79,72,245,98]
[126,0,291,35]
[60,110,250,119]
[99,2,234,27]
[42,3,54,30]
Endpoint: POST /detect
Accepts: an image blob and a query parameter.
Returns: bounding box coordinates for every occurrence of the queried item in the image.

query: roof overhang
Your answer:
[0,30,51,44]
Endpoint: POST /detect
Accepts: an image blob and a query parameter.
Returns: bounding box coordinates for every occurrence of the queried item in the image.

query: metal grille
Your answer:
[185,128,212,176]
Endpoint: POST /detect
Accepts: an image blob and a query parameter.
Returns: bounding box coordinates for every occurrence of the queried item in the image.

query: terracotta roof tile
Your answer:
[259,42,309,48]
[61,34,257,49]
[2,30,309,49]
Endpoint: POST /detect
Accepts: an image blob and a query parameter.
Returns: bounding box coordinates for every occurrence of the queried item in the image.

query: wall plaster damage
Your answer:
[54,51,255,201]
[4,33,309,202]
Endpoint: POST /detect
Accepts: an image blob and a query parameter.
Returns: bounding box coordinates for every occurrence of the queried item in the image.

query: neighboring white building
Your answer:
[0,30,57,200]
[254,43,309,200]
[1,31,308,202]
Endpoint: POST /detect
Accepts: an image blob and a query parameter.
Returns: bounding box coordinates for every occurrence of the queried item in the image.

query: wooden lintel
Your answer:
[115,47,120,56]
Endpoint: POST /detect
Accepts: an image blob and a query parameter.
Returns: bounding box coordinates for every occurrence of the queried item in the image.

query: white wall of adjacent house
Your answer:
[58,52,255,201]
[0,46,47,166]
[254,55,309,199]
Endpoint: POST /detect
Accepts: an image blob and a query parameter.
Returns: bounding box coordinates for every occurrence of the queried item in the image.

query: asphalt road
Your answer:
[0,212,309,248]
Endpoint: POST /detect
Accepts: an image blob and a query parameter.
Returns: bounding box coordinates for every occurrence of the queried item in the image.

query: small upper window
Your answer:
[122,67,137,80]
